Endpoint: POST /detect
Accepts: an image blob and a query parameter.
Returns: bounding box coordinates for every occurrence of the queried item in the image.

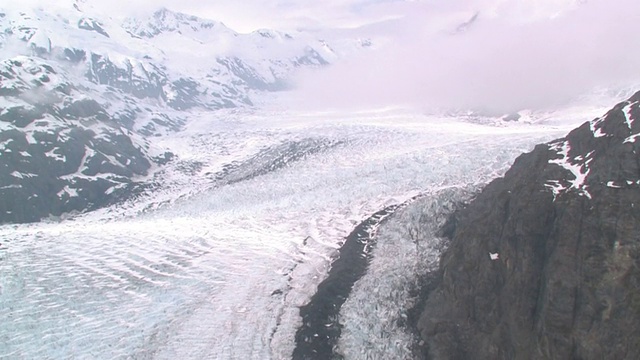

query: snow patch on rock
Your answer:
[546,140,593,199]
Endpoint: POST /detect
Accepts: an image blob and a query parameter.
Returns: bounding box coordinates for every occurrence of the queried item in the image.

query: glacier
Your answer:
[2,0,640,358]
[0,106,604,359]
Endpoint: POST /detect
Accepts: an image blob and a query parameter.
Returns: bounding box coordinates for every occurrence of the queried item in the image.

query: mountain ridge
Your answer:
[0,3,368,223]
[417,91,640,359]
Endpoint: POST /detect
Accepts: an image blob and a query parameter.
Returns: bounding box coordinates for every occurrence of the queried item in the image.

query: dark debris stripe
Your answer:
[292,204,401,360]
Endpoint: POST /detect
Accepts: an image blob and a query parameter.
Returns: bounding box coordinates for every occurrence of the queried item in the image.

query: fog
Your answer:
[289,0,640,113]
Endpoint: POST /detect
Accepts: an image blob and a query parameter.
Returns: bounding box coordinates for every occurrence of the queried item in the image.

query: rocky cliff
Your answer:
[417,92,640,359]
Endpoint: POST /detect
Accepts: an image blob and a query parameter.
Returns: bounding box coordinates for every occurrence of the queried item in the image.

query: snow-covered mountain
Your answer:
[0,2,371,223]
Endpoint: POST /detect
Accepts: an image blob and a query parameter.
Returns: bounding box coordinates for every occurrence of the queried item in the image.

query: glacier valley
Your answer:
[0,105,608,359]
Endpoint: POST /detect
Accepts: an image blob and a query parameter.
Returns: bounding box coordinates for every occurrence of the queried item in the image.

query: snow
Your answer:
[77,146,93,174]
[9,171,38,179]
[104,184,122,195]
[0,184,22,190]
[0,2,629,358]
[28,27,51,52]
[25,132,38,145]
[624,101,637,130]
[337,188,467,359]
[607,181,622,188]
[545,180,567,201]
[56,185,78,198]
[44,147,65,162]
[0,138,14,151]
[591,101,638,138]
[546,140,593,199]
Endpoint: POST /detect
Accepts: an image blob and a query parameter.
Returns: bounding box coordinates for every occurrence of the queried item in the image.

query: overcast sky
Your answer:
[66,0,640,112]
[284,0,640,112]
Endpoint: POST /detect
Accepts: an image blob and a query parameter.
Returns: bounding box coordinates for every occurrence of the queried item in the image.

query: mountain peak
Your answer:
[123,7,232,39]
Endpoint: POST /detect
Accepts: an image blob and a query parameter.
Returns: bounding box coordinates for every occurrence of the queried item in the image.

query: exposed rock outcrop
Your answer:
[418,92,640,359]
[0,57,155,223]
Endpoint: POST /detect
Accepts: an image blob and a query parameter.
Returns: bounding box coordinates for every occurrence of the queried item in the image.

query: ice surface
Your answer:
[0,108,589,359]
[44,147,66,162]
[336,188,469,359]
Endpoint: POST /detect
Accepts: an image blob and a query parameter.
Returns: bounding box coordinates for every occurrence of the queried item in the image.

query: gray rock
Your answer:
[0,57,155,223]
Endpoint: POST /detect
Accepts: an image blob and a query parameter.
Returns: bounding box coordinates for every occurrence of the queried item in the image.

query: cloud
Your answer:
[289,0,640,113]
[20,0,640,113]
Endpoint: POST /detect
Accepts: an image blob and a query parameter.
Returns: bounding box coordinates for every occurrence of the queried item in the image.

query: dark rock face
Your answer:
[0,57,154,223]
[294,47,329,67]
[216,57,292,92]
[417,92,640,359]
[87,53,167,103]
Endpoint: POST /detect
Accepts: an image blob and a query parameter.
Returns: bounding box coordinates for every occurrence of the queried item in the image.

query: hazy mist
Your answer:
[290,0,640,113]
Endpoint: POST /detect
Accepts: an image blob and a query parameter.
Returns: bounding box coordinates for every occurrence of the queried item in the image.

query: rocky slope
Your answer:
[417,92,640,359]
[0,55,170,223]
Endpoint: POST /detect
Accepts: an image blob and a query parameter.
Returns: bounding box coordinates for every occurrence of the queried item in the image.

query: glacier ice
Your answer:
[0,108,594,359]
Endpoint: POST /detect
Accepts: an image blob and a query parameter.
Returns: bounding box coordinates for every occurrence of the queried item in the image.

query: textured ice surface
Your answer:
[0,108,589,359]
[336,187,475,359]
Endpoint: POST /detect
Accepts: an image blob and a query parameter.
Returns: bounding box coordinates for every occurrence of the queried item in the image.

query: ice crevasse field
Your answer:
[0,104,608,359]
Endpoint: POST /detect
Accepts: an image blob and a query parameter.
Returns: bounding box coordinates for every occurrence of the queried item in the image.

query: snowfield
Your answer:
[0,106,605,359]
